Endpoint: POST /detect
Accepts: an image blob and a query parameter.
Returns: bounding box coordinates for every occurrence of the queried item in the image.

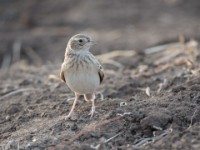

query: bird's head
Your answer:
[67,34,96,51]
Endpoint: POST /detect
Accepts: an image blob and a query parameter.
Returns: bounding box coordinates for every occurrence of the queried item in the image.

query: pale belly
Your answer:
[64,69,100,95]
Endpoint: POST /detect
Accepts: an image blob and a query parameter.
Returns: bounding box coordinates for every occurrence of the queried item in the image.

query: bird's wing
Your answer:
[98,64,104,84]
[60,65,66,82]
[92,55,104,84]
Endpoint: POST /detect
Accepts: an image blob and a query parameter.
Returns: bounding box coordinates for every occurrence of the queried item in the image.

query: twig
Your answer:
[152,125,163,131]
[104,132,122,143]
[90,132,122,149]
[140,56,195,78]
[117,112,132,116]
[187,108,197,130]
[97,50,136,61]
[132,128,173,148]
[48,116,123,150]
[66,116,122,144]
[154,50,182,65]
[102,59,124,72]
[0,88,34,101]
[144,43,179,54]
[97,50,136,74]
[145,87,151,97]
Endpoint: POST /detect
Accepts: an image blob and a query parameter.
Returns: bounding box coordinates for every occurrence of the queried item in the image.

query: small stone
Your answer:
[71,123,78,131]
[40,112,45,117]
[5,115,10,120]
[120,102,127,107]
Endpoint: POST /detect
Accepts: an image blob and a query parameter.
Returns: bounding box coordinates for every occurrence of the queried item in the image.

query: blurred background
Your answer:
[0,0,200,68]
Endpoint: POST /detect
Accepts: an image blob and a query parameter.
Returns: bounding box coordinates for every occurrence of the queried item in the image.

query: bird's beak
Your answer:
[88,40,97,46]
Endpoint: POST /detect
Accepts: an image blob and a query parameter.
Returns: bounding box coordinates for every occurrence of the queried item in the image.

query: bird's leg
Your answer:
[83,95,89,102]
[88,94,96,119]
[65,93,80,120]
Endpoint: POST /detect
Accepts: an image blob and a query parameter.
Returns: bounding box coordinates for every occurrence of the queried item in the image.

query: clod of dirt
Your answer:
[190,85,200,91]
[71,123,78,131]
[140,112,172,135]
[5,140,19,150]
[6,103,23,115]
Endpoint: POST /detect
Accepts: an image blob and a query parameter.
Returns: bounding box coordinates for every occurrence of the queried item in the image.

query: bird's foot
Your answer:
[65,113,78,121]
[84,99,89,102]
[64,114,71,120]
[64,112,73,120]
[88,106,95,119]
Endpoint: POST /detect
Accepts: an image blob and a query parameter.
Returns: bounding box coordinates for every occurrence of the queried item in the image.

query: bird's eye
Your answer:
[79,39,83,43]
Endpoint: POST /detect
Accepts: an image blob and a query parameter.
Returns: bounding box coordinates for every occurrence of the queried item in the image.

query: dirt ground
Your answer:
[1,0,200,150]
[1,40,200,150]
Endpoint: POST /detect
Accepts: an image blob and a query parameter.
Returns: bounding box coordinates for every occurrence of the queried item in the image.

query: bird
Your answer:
[60,34,104,119]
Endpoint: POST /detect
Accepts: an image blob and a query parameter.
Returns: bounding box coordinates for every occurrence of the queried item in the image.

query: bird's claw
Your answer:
[88,106,95,119]
[64,114,71,120]
[65,112,74,120]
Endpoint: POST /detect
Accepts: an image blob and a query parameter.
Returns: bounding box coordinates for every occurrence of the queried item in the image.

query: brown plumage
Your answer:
[60,71,66,82]
[98,66,104,84]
